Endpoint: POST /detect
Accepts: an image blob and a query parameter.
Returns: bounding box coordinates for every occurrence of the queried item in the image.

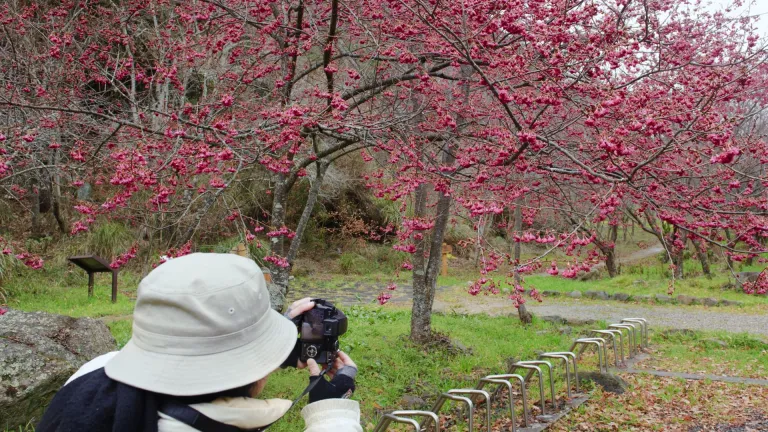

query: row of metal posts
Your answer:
[373,318,648,432]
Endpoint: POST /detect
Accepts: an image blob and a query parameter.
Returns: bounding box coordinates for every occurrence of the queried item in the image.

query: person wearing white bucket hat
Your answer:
[37,253,362,432]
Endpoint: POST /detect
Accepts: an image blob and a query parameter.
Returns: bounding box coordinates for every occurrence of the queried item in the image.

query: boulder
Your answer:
[565,318,597,326]
[558,326,572,335]
[541,290,560,297]
[702,297,719,307]
[719,299,744,307]
[612,293,631,302]
[634,295,651,302]
[676,295,698,305]
[584,290,609,300]
[569,290,582,299]
[0,309,116,429]
[735,272,761,286]
[654,294,672,303]
[579,371,628,394]
[701,338,728,348]
[399,394,427,410]
[540,315,567,325]
[577,270,600,281]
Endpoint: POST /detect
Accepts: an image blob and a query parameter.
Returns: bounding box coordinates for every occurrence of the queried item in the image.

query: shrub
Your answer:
[85,222,134,260]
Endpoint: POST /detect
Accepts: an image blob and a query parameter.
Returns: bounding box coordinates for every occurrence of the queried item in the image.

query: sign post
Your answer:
[67,255,119,303]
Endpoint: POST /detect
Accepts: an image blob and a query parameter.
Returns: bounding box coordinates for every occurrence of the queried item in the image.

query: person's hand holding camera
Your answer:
[306,351,357,403]
[281,297,315,369]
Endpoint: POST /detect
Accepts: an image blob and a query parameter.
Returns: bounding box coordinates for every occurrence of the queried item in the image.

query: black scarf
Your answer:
[37,368,252,432]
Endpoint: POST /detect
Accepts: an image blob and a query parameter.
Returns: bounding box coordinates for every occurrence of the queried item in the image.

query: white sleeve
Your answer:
[64,351,119,386]
[301,399,363,432]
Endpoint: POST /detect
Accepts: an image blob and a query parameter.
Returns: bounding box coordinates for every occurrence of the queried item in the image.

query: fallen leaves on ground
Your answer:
[552,374,768,432]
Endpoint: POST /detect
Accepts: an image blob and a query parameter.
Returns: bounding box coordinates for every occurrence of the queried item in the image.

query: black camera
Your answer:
[295,299,348,364]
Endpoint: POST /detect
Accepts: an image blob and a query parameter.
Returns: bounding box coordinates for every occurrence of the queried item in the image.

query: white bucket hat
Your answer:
[105,253,298,396]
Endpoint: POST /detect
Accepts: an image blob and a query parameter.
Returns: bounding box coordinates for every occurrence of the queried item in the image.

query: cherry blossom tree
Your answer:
[1,0,767,343]
[364,0,768,339]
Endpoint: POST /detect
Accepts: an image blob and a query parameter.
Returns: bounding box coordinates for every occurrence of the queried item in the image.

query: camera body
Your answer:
[296,299,348,364]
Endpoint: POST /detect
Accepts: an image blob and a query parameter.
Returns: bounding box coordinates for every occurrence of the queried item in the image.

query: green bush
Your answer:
[339,252,366,275]
[85,222,134,260]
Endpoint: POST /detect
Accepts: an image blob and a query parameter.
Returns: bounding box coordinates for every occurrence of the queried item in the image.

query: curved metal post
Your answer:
[570,338,606,373]
[391,411,440,432]
[608,324,636,358]
[448,389,492,432]
[619,321,642,352]
[622,318,648,347]
[590,330,622,367]
[484,374,530,427]
[508,363,547,415]
[538,353,571,398]
[476,379,516,432]
[517,360,557,411]
[430,393,474,432]
[578,337,608,370]
[540,351,579,392]
[373,414,420,432]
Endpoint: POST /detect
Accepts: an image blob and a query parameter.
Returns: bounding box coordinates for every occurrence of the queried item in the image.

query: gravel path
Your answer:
[290,279,768,337]
[524,301,768,337]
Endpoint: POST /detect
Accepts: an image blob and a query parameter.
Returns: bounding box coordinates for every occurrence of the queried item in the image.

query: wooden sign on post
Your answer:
[67,255,119,303]
[441,243,453,277]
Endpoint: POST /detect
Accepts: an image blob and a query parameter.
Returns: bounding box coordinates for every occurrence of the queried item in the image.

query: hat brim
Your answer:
[105,308,298,396]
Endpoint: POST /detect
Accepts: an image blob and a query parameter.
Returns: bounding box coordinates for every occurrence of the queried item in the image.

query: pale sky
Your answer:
[709,0,768,37]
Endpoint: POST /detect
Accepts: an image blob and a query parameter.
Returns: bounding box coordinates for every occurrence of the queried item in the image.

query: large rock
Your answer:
[702,297,719,307]
[585,290,609,300]
[654,294,672,303]
[612,293,631,302]
[676,295,698,305]
[0,309,116,429]
[735,272,761,286]
[579,371,628,394]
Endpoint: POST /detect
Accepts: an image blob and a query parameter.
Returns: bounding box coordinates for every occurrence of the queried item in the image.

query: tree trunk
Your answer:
[410,182,430,342]
[691,238,711,278]
[513,202,532,324]
[30,179,42,239]
[670,227,687,279]
[410,67,465,342]
[51,148,68,234]
[410,186,453,342]
[268,174,291,312]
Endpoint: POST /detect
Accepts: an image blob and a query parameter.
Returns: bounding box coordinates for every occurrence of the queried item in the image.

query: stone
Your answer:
[676,295,698,305]
[577,270,600,281]
[540,315,567,325]
[655,294,672,303]
[702,297,719,307]
[399,394,427,409]
[541,290,560,297]
[634,295,651,302]
[558,326,572,335]
[579,371,628,394]
[0,309,116,429]
[735,272,761,286]
[701,338,728,348]
[612,293,631,302]
[569,290,582,298]
[584,290,609,300]
[565,318,597,326]
[719,299,744,307]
